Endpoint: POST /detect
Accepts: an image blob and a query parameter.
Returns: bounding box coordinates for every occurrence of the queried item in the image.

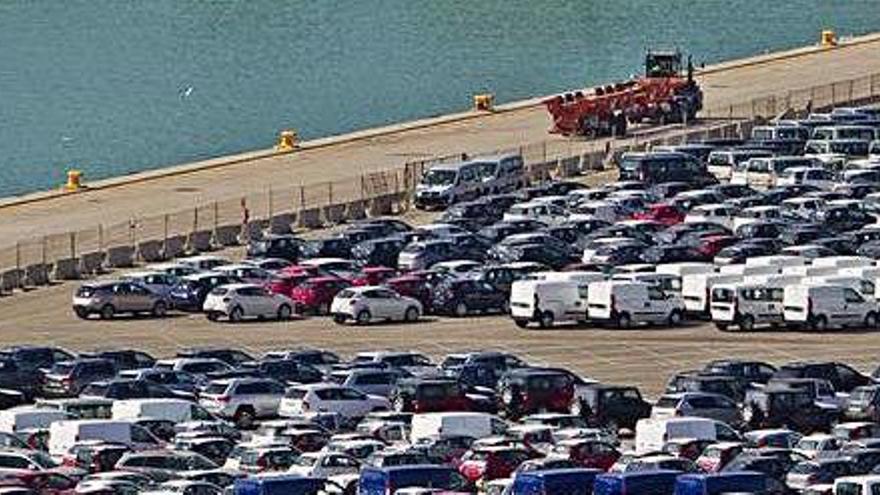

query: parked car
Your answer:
[431,279,508,317]
[330,286,422,325]
[72,281,168,319]
[202,283,295,322]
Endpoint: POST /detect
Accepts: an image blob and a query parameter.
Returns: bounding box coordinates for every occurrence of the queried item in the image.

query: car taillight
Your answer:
[349,300,358,305]
[302,401,310,412]
[610,294,616,312]
[257,455,268,472]
[26,433,39,449]
[62,377,73,388]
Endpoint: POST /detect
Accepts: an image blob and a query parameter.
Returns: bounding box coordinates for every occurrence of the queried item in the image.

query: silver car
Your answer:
[72,280,168,319]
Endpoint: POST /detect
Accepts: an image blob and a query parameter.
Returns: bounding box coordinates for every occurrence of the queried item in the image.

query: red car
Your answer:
[695,235,738,259]
[551,439,620,471]
[632,203,685,226]
[351,266,398,287]
[390,379,475,413]
[266,273,311,298]
[279,264,321,278]
[458,446,534,482]
[0,470,77,494]
[290,276,350,315]
[386,275,432,311]
[497,369,575,419]
[696,442,743,473]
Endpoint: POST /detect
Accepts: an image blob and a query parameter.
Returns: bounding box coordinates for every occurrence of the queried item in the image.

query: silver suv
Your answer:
[199,378,286,429]
[72,281,168,320]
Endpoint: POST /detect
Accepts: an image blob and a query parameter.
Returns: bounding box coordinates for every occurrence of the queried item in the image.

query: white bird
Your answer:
[180,86,194,98]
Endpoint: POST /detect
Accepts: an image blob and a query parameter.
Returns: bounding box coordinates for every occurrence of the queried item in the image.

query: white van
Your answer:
[718,265,779,277]
[48,419,162,458]
[0,407,71,434]
[783,284,879,330]
[681,273,742,315]
[414,161,486,210]
[586,281,685,328]
[808,276,876,299]
[731,157,817,190]
[112,399,215,423]
[782,265,840,278]
[710,282,787,331]
[776,166,835,190]
[732,206,784,233]
[409,412,506,442]
[811,256,876,270]
[509,279,589,328]
[834,476,880,495]
[611,272,682,297]
[635,417,718,455]
[503,201,566,225]
[655,263,716,279]
[745,255,807,270]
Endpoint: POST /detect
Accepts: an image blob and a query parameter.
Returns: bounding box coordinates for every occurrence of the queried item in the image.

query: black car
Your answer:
[641,245,700,264]
[813,236,858,255]
[478,220,547,243]
[169,273,240,311]
[715,243,776,264]
[471,263,547,294]
[587,243,645,265]
[246,234,304,261]
[819,206,874,233]
[541,225,582,246]
[301,237,353,259]
[489,243,573,270]
[81,379,185,400]
[439,201,500,231]
[177,348,255,367]
[0,358,41,400]
[742,386,838,433]
[447,233,494,262]
[0,346,74,375]
[572,384,652,430]
[703,360,777,384]
[82,350,156,371]
[431,280,508,317]
[238,359,324,384]
[780,224,824,246]
[664,372,747,402]
[354,218,413,237]
[772,361,870,393]
[351,236,408,267]
[735,220,789,240]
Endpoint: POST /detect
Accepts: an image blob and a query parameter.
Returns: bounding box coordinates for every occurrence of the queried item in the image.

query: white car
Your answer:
[330,287,422,325]
[121,271,180,299]
[288,451,361,478]
[279,384,390,420]
[203,283,295,322]
[214,264,275,285]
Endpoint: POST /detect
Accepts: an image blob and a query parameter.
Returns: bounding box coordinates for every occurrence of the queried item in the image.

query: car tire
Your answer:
[404,307,420,322]
[356,310,371,326]
[738,314,755,332]
[538,311,555,329]
[865,312,878,329]
[332,314,347,325]
[229,306,244,323]
[615,312,632,329]
[809,314,828,331]
[514,319,529,329]
[74,307,89,320]
[454,302,468,317]
[206,312,219,322]
[100,304,115,320]
[666,310,683,327]
[277,304,292,321]
[233,407,256,429]
[714,322,729,332]
[152,301,167,318]
[498,300,510,314]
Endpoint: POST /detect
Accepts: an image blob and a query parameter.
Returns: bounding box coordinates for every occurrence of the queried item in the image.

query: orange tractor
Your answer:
[544,51,702,137]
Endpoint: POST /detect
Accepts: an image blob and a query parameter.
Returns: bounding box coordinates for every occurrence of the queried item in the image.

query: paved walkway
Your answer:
[1,34,879,245]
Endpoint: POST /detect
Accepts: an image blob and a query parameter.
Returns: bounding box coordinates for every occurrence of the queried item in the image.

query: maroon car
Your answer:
[458,446,535,483]
[386,275,432,311]
[496,369,574,419]
[550,438,620,471]
[290,276,350,315]
[351,266,398,287]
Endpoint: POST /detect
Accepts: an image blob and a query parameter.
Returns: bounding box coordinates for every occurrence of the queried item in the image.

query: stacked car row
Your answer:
[3,345,880,493]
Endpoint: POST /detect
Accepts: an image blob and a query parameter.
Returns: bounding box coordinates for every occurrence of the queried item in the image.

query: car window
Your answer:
[844,288,865,303]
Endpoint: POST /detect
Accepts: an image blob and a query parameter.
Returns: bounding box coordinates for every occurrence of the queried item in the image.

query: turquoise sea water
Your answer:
[0,0,878,196]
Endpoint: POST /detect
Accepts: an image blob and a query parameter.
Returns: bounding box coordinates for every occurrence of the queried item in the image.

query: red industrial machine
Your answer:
[544,51,703,137]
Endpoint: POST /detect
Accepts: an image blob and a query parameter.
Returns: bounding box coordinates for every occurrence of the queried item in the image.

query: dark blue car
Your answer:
[511,468,602,495]
[359,465,473,495]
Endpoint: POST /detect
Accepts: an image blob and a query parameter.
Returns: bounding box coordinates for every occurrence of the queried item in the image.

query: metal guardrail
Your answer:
[0,72,878,291]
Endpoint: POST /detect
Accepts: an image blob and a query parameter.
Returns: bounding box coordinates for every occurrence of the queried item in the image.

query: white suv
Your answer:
[203,284,295,322]
[330,287,422,325]
[279,384,390,421]
[199,378,286,428]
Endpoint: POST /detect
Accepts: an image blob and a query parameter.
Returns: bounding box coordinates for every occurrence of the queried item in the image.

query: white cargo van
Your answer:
[808,276,876,299]
[710,282,787,331]
[635,418,719,455]
[718,265,780,277]
[783,284,879,330]
[409,412,506,442]
[745,255,807,270]
[586,281,685,328]
[611,272,682,297]
[655,263,715,279]
[112,399,215,423]
[0,407,71,434]
[834,476,880,495]
[681,273,742,315]
[509,279,590,328]
[49,419,162,458]
[781,265,840,278]
[811,256,876,270]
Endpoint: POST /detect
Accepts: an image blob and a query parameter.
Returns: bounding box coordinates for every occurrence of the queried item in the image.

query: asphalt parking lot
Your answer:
[3,273,879,397]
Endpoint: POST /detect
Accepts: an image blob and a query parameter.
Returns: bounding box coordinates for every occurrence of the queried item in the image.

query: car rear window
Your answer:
[655,397,680,408]
[210,287,228,296]
[285,388,308,399]
[526,374,570,390]
[203,383,229,395]
[336,290,356,299]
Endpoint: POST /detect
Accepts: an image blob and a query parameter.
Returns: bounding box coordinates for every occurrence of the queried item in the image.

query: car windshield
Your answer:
[422,169,457,186]
[203,383,229,395]
[836,482,863,495]
[789,462,819,474]
[336,289,356,299]
[712,288,735,303]
[209,287,228,296]
[50,363,75,375]
[830,141,869,155]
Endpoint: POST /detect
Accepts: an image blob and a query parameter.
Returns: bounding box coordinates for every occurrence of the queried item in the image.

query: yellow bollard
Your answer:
[276,129,298,152]
[821,30,837,47]
[64,169,83,191]
[473,93,495,112]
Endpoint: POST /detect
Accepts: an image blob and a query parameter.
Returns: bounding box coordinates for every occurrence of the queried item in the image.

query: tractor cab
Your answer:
[645,51,689,79]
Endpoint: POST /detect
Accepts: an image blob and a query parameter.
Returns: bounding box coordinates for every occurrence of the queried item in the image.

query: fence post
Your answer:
[69,232,76,259]
[98,224,104,253]
[327,182,333,206]
[299,185,305,211]
[41,236,47,267]
[360,174,366,201]
[213,202,219,232]
[163,214,169,246]
[193,207,199,235]
[15,242,20,282]
[267,188,274,219]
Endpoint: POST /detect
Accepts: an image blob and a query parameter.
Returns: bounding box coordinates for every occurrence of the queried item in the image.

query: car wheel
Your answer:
[865,312,878,329]
[498,300,510,314]
[738,314,755,332]
[514,319,529,329]
[229,306,244,323]
[356,310,372,325]
[152,301,167,318]
[454,302,468,317]
[206,312,219,322]
[332,314,347,325]
[73,307,89,320]
[615,312,632,329]
[810,314,828,331]
[714,322,729,332]
[666,310,683,327]
[233,407,256,429]
[404,307,420,322]
[100,304,115,320]
[277,304,292,321]
[538,311,555,329]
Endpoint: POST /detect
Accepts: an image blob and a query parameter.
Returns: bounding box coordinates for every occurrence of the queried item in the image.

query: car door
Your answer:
[130,284,155,311]
[843,288,868,325]
[645,286,669,322]
[337,387,372,418]
[112,283,137,311]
